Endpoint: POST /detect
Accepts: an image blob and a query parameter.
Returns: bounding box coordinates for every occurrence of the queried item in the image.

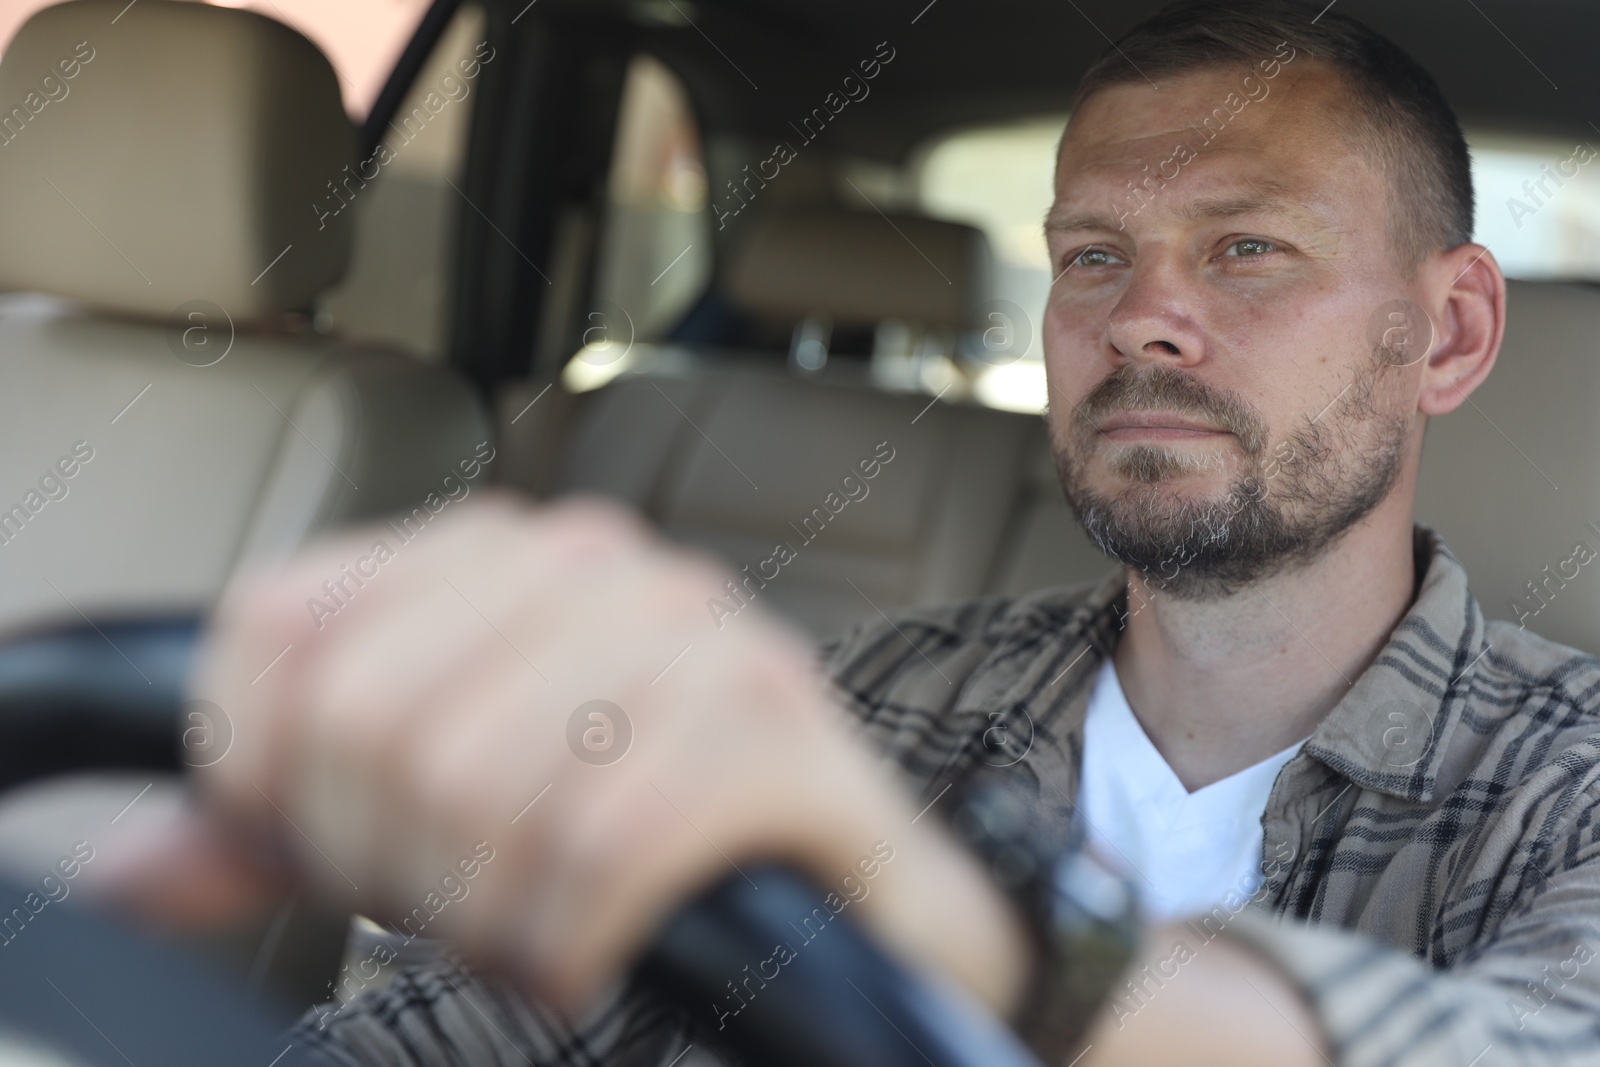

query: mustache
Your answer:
[1070,365,1269,456]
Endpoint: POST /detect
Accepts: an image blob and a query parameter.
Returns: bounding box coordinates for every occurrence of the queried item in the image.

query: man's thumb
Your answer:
[78,803,291,930]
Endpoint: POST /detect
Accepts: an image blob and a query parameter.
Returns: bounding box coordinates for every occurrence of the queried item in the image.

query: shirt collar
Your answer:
[1297,525,1487,803]
[983,524,1485,805]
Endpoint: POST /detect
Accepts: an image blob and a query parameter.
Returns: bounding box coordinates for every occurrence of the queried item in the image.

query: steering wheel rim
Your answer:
[0,616,1045,1067]
[0,616,341,1065]
[0,869,332,1067]
[0,616,196,795]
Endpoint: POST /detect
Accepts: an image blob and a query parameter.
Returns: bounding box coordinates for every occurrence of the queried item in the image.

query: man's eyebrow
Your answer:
[1177,187,1309,222]
[1044,211,1124,234]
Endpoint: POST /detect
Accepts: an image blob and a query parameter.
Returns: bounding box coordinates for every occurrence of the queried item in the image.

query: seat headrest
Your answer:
[0,0,354,321]
[724,207,992,331]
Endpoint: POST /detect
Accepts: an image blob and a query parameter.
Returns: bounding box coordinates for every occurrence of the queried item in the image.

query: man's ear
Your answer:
[1417,243,1506,417]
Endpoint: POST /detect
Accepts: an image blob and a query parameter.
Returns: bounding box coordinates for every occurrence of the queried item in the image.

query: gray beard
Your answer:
[1052,361,1411,599]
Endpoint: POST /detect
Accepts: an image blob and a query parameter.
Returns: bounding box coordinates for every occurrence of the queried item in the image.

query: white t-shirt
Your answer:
[1075,658,1307,921]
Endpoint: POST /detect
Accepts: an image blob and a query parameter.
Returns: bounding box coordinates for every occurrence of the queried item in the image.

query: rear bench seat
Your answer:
[499,205,1115,639]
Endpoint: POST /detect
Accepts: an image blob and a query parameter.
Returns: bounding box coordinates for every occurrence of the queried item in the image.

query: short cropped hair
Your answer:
[1071,0,1473,272]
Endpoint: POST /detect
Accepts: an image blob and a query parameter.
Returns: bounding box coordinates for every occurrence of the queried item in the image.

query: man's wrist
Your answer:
[1078,923,1327,1067]
[1013,847,1142,1062]
[942,777,1142,1062]
[847,781,1035,1015]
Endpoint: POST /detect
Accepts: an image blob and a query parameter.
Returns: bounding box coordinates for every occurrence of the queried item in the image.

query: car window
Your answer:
[914,117,1600,414]
[1,0,432,118]
[316,2,488,361]
[1469,132,1600,279]
[914,116,1064,414]
[566,54,712,392]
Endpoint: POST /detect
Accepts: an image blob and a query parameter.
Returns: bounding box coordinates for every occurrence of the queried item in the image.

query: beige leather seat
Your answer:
[0,0,489,633]
[543,369,1041,638]
[502,206,1115,638]
[1415,279,1600,654]
[0,1,490,1009]
[985,429,1114,596]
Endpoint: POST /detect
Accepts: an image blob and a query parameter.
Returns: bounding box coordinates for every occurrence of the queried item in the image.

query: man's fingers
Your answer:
[191,495,530,812]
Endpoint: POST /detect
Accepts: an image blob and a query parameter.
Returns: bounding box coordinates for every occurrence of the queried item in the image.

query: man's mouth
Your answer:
[1096,411,1233,441]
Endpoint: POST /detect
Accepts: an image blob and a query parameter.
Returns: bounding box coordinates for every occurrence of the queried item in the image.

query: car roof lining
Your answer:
[520,0,1594,163]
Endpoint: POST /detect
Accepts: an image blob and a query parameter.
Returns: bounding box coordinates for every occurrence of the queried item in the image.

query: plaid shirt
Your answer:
[289,525,1600,1067]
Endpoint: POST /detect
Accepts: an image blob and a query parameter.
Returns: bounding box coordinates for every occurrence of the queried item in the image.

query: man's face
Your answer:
[1043,62,1425,597]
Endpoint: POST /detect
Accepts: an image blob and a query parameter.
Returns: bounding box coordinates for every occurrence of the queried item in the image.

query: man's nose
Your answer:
[1104,257,1207,368]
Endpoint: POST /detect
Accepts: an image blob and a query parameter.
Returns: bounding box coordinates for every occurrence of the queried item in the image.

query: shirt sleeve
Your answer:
[814,619,867,675]
[1221,799,1600,1067]
[282,949,708,1067]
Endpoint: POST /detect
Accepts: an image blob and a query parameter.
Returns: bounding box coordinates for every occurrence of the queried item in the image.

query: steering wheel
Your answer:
[0,618,1045,1067]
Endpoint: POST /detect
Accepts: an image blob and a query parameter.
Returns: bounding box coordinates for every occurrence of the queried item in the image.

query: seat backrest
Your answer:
[723,206,991,333]
[1416,279,1600,653]
[539,364,1036,637]
[985,426,1118,596]
[0,1,489,632]
[502,205,1116,637]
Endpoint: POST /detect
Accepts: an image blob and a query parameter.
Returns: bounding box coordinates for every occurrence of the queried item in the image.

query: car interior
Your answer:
[0,0,1597,1057]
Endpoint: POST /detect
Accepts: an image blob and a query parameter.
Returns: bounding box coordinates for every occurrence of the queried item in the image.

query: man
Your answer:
[107,1,1600,1064]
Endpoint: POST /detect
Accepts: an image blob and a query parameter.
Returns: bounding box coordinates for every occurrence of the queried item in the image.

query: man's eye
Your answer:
[1224,238,1278,257]
[1075,247,1120,268]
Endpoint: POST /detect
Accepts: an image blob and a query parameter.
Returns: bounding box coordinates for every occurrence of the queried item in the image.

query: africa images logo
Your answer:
[976,705,1035,768]
[566,699,633,766]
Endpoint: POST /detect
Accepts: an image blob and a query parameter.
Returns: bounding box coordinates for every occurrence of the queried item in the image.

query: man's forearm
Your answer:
[1080,921,1327,1067]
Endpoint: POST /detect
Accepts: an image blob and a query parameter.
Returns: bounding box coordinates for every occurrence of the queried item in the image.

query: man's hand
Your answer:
[176,495,1029,1018]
